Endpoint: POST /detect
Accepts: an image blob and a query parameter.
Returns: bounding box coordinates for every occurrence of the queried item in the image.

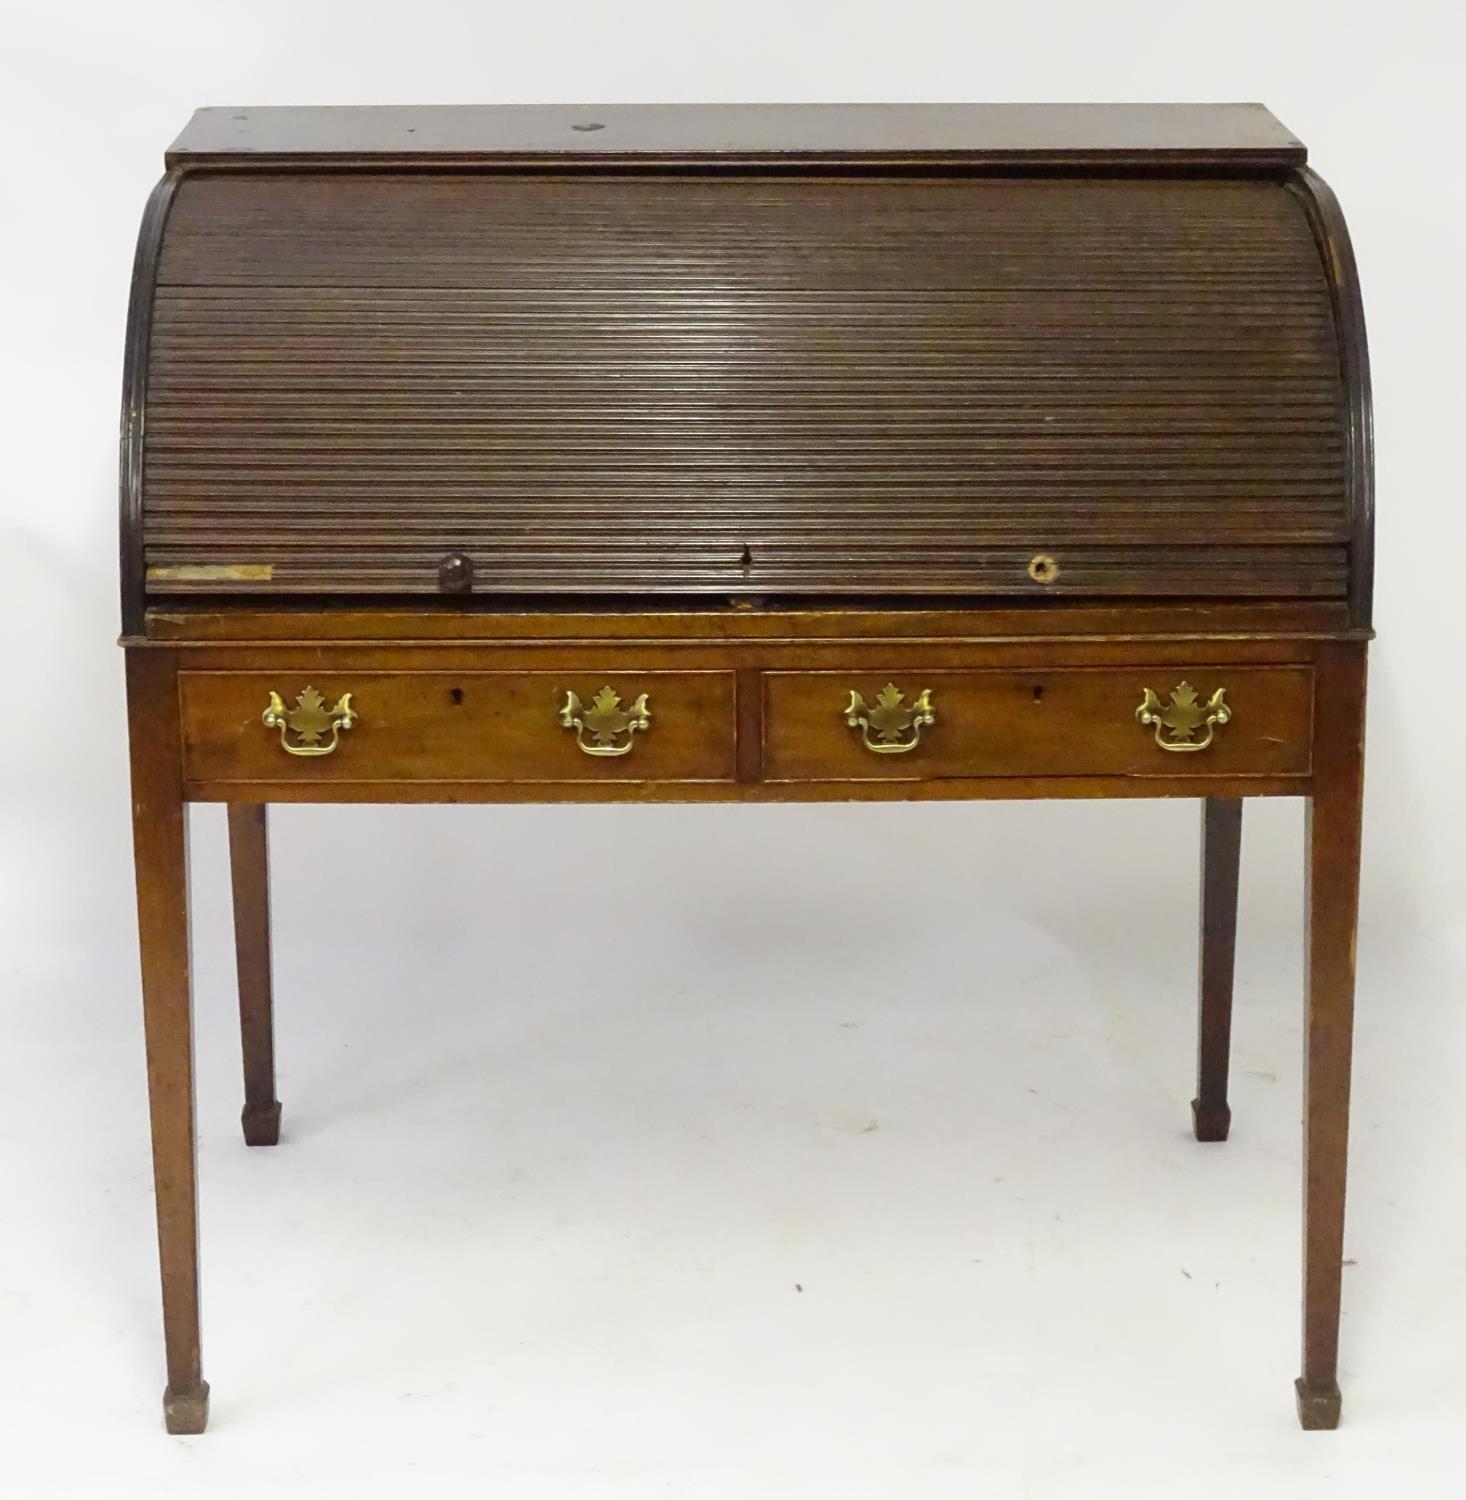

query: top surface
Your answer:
[166,102,1305,167]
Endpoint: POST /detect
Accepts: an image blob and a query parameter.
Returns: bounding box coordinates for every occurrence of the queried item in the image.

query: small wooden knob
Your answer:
[438,551,474,592]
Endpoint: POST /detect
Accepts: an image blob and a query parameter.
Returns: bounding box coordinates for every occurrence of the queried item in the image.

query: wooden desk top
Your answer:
[165,102,1307,168]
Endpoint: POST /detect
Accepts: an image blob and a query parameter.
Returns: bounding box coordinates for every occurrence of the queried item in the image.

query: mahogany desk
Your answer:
[120,103,1372,1433]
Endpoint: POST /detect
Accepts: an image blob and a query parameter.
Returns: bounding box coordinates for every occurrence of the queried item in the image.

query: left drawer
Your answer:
[178,670,739,785]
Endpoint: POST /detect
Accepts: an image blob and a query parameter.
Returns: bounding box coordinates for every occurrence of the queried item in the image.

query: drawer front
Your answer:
[763,666,1313,781]
[180,670,738,784]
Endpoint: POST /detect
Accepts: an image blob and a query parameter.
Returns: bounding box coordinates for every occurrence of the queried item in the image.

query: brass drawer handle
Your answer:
[262,686,357,757]
[1137,681,1231,753]
[559,686,651,757]
[845,684,935,754]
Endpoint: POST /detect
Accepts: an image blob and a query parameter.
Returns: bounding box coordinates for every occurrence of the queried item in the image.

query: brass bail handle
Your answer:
[560,686,652,757]
[1136,681,1231,753]
[262,686,357,757]
[844,684,936,754]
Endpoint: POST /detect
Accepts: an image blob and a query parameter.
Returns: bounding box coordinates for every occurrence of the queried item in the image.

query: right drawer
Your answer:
[762,666,1314,782]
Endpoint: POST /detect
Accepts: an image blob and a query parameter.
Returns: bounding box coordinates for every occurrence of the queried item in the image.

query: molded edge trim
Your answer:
[120,171,183,637]
[1287,168,1374,631]
[162,148,1310,172]
[129,599,1362,647]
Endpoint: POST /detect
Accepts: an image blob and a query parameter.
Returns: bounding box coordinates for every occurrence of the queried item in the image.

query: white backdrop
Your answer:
[2,2,1462,1496]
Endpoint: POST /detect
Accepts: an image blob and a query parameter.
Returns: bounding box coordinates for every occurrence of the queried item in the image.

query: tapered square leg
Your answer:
[1297,643,1367,1430]
[228,804,282,1146]
[127,650,209,1433]
[1193,797,1242,1141]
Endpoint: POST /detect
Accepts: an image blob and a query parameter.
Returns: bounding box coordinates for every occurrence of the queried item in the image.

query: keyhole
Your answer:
[1032,685,1045,703]
[449,687,464,706]
[739,542,754,569]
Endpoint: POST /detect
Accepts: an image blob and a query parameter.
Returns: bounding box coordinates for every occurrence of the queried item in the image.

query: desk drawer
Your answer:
[179,670,738,784]
[763,666,1313,781]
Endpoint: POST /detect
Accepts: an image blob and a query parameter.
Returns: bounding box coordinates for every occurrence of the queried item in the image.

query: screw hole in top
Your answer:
[1027,553,1059,585]
[572,121,605,132]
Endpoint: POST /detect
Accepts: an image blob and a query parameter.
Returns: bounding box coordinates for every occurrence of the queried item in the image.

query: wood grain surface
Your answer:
[137,173,1349,604]
[164,102,1307,168]
[763,664,1312,782]
[182,668,738,784]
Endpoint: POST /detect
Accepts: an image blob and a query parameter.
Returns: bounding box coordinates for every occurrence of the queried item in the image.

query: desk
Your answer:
[121,103,1372,1433]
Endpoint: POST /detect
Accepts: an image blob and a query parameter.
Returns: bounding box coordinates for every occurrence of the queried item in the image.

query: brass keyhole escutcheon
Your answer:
[1027,553,1060,585]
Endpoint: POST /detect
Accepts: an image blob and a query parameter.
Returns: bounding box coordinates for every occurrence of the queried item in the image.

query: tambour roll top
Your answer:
[120,104,1371,629]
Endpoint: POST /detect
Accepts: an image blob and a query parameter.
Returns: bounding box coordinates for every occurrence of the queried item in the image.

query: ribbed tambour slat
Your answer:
[142,173,1349,600]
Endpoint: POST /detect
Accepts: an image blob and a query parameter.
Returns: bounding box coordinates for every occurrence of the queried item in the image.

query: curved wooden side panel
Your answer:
[120,171,183,636]
[1287,167,1374,631]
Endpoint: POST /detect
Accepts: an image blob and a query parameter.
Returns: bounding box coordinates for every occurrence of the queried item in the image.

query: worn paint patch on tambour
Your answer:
[147,564,275,583]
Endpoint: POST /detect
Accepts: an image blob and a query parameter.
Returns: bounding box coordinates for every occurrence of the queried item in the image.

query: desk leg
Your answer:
[127,651,209,1434]
[1296,642,1366,1430]
[228,804,282,1146]
[1193,797,1242,1141]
